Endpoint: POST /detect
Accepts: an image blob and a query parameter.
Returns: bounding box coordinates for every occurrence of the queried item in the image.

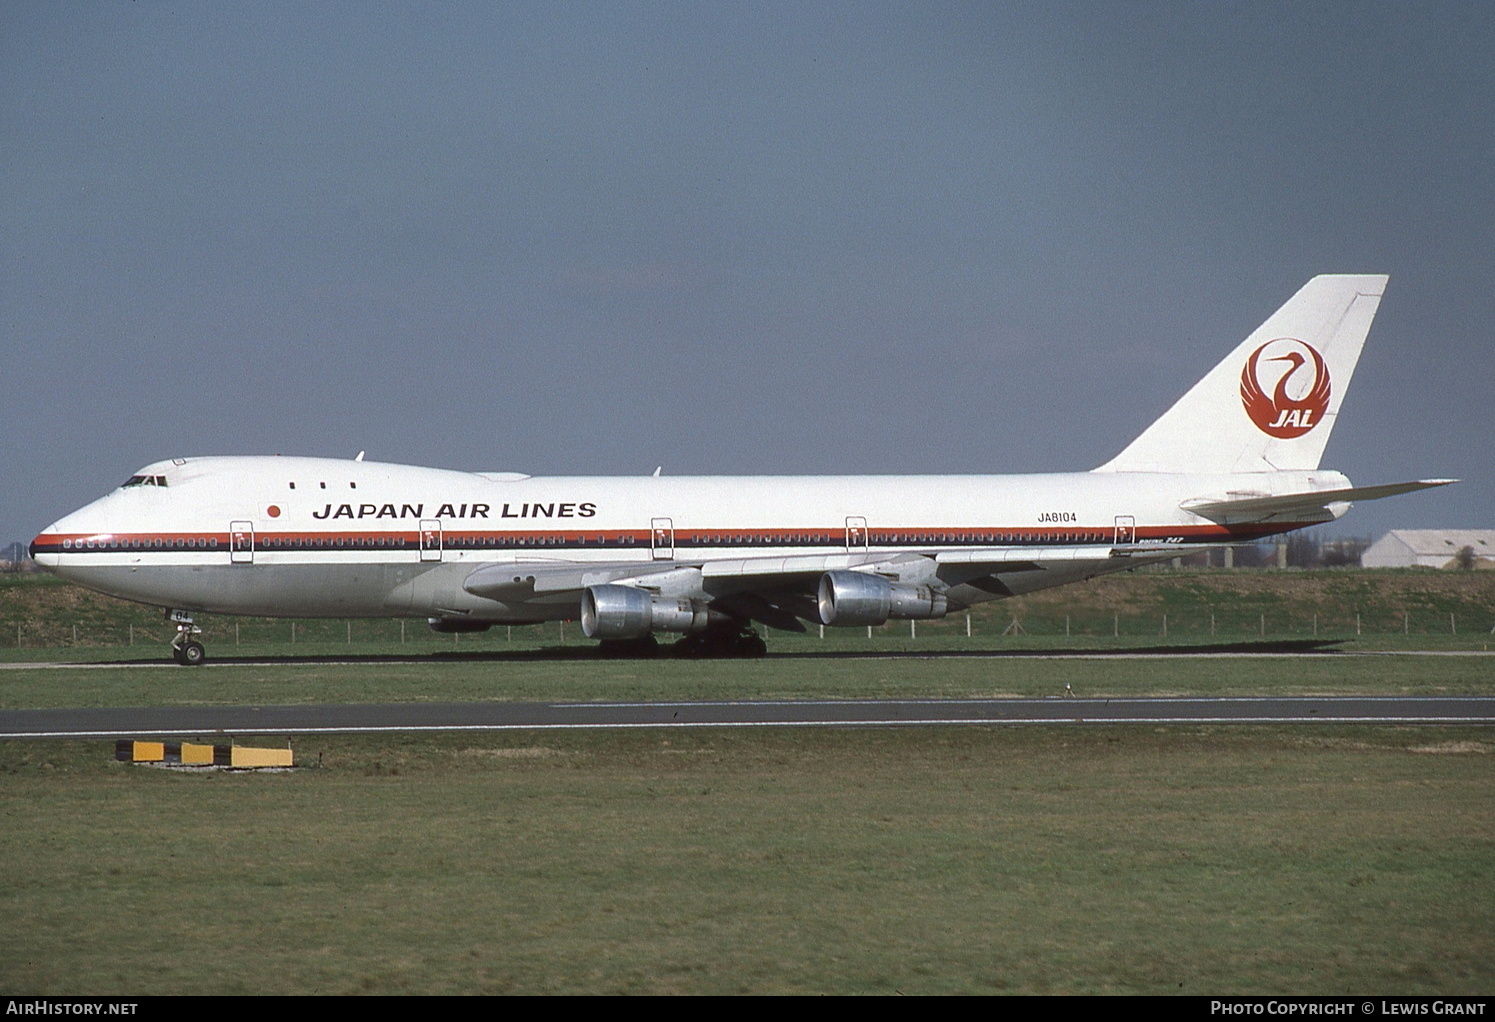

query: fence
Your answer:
[11,607,1493,649]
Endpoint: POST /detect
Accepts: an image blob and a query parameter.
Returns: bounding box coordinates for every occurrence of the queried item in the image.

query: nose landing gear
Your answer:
[167,610,206,666]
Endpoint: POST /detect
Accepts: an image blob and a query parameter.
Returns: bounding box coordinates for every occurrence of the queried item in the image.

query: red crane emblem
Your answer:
[1240,339,1331,438]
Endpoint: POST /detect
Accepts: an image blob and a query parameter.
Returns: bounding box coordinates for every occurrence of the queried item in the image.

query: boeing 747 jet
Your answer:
[31,275,1450,662]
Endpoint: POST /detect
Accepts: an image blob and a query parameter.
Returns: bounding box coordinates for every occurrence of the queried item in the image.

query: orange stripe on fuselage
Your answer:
[32,521,1295,554]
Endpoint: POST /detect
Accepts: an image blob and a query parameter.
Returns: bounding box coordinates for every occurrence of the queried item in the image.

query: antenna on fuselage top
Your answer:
[355,451,365,462]
[652,466,662,477]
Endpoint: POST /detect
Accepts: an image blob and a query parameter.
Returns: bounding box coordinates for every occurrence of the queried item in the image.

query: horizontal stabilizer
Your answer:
[1181,479,1456,523]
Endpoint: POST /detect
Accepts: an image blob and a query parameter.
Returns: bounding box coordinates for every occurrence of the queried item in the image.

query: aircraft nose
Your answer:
[29,523,63,567]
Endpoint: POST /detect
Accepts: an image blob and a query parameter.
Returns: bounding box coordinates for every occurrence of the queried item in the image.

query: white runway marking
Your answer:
[12,717,1495,740]
[571,694,1495,708]
[5,695,1493,739]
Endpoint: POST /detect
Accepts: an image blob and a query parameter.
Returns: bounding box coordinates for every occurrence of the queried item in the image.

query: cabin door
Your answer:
[651,518,674,560]
[845,516,869,552]
[229,521,254,565]
[1113,515,1136,545]
[420,520,443,562]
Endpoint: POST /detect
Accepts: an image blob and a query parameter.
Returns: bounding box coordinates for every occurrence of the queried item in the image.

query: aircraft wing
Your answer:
[461,552,892,600]
[934,544,1162,568]
[459,543,1148,633]
[1181,479,1456,524]
[462,551,912,601]
[462,559,695,599]
[462,553,916,633]
[461,542,1150,602]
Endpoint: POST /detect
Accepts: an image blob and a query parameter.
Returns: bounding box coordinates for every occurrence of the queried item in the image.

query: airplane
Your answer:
[30,274,1452,664]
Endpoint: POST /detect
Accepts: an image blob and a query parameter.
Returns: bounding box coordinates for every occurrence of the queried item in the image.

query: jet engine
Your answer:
[816,571,948,627]
[581,584,711,639]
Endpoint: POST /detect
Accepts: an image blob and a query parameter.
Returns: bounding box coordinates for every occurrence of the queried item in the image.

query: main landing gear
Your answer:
[167,610,206,666]
[672,622,768,659]
[594,622,769,659]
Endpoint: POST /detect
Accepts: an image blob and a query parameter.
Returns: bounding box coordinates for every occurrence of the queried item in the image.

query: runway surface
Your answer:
[3,696,1493,738]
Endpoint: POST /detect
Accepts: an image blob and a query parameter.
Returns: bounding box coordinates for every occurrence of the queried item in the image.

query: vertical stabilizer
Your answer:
[1093,274,1388,474]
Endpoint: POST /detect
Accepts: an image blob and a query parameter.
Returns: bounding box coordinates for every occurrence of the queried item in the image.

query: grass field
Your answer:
[3,648,1495,710]
[1,571,1492,994]
[2,725,1491,994]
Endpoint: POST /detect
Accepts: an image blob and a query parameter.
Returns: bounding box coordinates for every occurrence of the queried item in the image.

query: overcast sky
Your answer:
[3,1,1491,544]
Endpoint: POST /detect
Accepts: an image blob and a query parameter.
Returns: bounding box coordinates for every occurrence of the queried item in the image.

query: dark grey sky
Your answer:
[4,2,1491,542]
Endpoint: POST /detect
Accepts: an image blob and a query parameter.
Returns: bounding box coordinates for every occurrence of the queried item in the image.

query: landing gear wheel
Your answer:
[737,631,768,658]
[672,622,767,659]
[166,611,205,667]
[670,632,708,659]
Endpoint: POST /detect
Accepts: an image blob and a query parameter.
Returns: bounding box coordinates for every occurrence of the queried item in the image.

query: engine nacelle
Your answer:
[888,582,949,621]
[817,571,948,627]
[427,617,494,633]
[817,571,890,626]
[581,584,710,639]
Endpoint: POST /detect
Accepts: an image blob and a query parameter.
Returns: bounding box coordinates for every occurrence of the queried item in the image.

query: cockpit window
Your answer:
[121,475,168,488]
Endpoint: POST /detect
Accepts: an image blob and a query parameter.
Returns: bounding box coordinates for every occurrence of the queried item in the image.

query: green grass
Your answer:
[1,726,1490,994]
[2,571,1493,994]
[2,644,1494,710]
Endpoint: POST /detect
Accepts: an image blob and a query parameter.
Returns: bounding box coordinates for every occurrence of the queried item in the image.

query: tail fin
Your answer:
[1093,274,1388,474]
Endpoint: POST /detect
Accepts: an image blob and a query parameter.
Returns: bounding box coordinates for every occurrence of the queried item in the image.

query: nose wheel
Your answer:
[167,611,207,666]
[173,640,206,666]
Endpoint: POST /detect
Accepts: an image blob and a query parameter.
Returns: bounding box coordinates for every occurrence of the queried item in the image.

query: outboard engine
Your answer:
[817,571,948,627]
[581,584,710,639]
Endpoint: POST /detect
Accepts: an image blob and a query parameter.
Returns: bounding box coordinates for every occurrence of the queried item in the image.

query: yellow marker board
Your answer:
[229,746,294,768]
[181,743,215,765]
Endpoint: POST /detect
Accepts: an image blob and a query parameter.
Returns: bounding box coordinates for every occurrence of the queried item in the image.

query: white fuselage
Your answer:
[31,455,1344,623]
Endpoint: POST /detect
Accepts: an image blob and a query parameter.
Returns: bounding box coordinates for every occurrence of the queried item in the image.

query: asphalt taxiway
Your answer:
[3,695,1493,739]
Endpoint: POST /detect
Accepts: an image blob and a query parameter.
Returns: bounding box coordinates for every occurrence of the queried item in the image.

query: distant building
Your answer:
[1361,530,1495,569]
[1,541,26,564]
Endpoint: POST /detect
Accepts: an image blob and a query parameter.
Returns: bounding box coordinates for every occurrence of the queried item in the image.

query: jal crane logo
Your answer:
[1240,338,1331,438]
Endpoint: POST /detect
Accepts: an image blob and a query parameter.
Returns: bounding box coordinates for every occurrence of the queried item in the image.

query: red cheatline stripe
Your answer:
[33,521,1292,553]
